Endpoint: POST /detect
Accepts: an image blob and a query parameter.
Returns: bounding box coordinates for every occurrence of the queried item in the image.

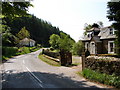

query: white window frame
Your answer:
[109,28,114,35]
[108,41,115,54]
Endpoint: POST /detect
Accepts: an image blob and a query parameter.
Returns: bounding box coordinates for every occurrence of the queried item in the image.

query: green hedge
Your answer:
[2,47,18,57]
[82,68,120,88]
[85,56,120,76]
[42,49,60,59]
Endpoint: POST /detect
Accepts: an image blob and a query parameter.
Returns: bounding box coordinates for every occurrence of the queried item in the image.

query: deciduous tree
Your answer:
[107,2,120,57]
[16,27,30,40]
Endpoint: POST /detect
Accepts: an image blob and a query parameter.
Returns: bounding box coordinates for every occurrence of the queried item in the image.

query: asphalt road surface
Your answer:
[1,49,109,89]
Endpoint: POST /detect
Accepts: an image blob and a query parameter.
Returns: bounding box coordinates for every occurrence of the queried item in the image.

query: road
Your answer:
[1,49,109,89]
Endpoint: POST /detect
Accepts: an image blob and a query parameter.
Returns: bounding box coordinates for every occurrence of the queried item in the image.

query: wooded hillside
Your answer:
[3,15,70,47]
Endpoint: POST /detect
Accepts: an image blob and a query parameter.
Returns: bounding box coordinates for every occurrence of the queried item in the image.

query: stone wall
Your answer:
[85,56,120,76]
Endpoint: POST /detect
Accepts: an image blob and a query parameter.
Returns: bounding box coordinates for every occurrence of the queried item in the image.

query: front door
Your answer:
[90,42,95,54]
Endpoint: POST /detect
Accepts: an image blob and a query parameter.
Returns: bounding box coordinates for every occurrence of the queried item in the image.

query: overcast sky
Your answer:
[28,0,112,42]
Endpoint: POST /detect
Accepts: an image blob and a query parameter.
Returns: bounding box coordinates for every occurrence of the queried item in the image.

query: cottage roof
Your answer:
[20,38,35,42]
[98,27,116,39]
[92,36,101,42]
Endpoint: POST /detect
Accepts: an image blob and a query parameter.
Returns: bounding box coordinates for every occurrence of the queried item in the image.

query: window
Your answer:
[110,42,114,52]
[88,34,91,38]
[109,28,113,35]
[108,41,115,53]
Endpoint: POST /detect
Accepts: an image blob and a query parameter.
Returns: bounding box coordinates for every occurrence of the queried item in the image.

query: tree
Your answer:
[49,33,75,52]
[1,2,33,46]
[83,23,100,35]
[59,32,75,52]
[72,40,84,56]
[84,23,92,31]
[16,27,30,40]
[49,34,60,49]
[107,2,120,57]
[2,2,33,18]
[1,24,16,46]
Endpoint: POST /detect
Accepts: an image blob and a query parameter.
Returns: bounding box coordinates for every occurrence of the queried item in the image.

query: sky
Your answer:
[28,0,112,42]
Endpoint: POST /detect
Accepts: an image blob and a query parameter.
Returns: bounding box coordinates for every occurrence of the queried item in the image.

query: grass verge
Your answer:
[38,54,60,67]
[81,68,120,89]
[2,46,41,62]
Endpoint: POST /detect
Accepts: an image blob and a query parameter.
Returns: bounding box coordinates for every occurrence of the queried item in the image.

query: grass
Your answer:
[81,68,120,89]
[38,54,61,67]
[2,46,41,62]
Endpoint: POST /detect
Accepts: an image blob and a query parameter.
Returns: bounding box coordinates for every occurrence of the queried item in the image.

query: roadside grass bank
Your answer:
[2,46,41,62]
[78,68,120,89]
[38,54,61,67]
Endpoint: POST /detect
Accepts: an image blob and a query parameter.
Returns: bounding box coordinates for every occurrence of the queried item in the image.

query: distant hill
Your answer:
[3,15,74,47]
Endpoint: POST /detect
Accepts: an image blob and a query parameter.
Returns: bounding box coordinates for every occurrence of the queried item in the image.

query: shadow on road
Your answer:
[1,70,108,89]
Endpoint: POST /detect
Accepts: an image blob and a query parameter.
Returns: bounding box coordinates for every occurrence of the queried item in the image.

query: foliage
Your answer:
[49,34,60,49]
[3,15,62,47]
[85,56,120,76]
[38,55,60,66]
[82,68,120,88]
[59,32,75,52]
[2,46,41,60]
[2,2,33,46]
[42,49,59,58]
[2,24,16,46]
[16,27,30,40]
[72,40,84,56]
[83,23,100,35]
[2,2,33,18]
[18,47,30,54]
[2,47,18,58]
[107,2,120,57]
[49,33,75,52]
[84,23,92,31]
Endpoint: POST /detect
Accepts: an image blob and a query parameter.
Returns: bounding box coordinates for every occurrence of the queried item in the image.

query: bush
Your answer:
[18,47,30,54]
[2,47,18,57]
[72,41,84,56]
[82,68,120,88]
[85,56,120,76]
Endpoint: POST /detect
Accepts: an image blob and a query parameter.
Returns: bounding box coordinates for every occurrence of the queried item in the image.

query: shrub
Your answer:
[72,41,84,56]
[2,47,18,57]
[82,68,120,88]
[18,47,30,54]
[85,56,120,76]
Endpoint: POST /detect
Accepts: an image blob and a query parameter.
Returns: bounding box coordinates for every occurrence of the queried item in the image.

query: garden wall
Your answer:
[42,49,60,59]
[85,56,120,76]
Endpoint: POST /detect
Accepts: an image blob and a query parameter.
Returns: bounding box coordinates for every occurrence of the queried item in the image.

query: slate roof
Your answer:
[98,27,116,39]
[92,36,101,42]
[81,26,116,42]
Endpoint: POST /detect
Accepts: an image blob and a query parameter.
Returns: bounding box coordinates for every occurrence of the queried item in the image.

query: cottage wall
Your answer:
[96,42,102,54]
[102,40,108,54]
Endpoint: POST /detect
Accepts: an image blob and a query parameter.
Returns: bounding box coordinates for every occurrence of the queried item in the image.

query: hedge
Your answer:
[42,49,60,59]
[85,56,120,76]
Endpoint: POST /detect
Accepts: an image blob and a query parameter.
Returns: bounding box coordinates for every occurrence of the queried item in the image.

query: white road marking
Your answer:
[23,60,25,64]
[25,66,43,88]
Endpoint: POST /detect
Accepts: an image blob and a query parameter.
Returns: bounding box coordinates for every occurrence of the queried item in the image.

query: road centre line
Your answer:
[22,59,43,88]
[25,66,43,88]
[23,60,25,64]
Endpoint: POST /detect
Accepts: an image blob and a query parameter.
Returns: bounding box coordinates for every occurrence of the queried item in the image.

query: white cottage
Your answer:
[19,38,35,47]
